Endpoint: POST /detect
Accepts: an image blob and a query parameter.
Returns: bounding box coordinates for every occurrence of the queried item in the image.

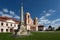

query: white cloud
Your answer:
[0,8,20,20]
[38,9,51,25]
[40,16,45,20]
[38,9,56,27]
[38,17,51,25]
[45,13,51,17]
[3,8,8,13]
[43,10,46,13]
[10,11,15,15]
[53,10,55,13]
[0,11,3,14]
[51,23,60,29]
[14,15,20,19]
[51,19,60,29]
[52,19,60,24]
[49,9,55,13]
[39,16,60,29]
[49,9,52,12]
[2,14,13,18]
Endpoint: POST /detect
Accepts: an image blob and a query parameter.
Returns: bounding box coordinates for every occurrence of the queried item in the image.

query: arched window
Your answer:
[28,15,29,18]
[1,23,3,26]
[6,23,8,26]
[34,20,36,25]
[11,24,12,26]
[1,29,3,32]
[6,29,8,32]
[10,28,13,32]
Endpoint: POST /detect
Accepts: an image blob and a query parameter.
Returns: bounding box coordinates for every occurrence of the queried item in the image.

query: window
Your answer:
[1,23,3,26]
[34,20,36,25]
[1,29,3,32]
[11,24,12,26]
[6,29,8,32]
[6,23,8,26]
[14,24,16,27]
[10,28,13,32]
[28,15,29,18]
[28,16,30,23]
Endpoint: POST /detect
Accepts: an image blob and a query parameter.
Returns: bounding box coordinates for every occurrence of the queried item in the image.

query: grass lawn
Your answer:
[0,31,60,40]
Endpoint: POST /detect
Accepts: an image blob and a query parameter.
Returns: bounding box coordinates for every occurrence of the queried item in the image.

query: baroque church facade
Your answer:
[24,12,38,31]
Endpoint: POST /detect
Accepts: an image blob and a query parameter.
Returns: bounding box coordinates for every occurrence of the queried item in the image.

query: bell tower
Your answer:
[34,17,38,31]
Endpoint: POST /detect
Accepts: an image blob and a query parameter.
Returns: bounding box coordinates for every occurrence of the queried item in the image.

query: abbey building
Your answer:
[0,6,38,33]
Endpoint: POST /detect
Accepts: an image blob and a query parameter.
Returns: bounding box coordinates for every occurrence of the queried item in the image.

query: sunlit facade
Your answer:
[0,12,38,32]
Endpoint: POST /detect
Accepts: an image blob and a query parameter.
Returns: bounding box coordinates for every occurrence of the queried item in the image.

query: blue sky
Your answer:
[0,0,60,28]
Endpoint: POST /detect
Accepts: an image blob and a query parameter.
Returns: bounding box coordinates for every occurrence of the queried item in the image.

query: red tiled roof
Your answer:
[0,16,19,24]
[38,25,44,27]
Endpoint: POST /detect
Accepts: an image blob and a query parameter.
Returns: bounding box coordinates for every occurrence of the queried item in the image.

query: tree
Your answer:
[56,26,60,31]
[48,26,52,31]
